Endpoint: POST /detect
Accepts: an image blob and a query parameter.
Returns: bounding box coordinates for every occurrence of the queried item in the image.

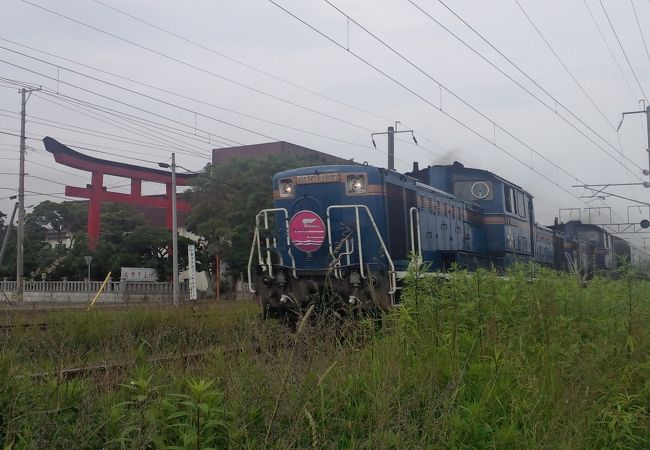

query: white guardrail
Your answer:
[0,280,189,294]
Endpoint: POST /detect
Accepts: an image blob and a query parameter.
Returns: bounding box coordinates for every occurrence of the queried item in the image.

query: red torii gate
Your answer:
[43,137,196,250]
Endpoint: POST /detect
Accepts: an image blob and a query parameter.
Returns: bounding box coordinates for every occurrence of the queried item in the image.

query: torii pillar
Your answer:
[43,137,196,250]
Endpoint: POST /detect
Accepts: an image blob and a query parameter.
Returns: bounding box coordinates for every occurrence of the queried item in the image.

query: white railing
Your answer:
[0,280,16,292]
[0,280,188,294]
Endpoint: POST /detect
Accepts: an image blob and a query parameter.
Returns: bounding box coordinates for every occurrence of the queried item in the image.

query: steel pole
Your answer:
[646,106,650,181]
[387,126,395,171]
[171,153,179,306]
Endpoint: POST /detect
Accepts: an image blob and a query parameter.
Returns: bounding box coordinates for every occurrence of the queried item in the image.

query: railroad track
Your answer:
[22,345,246,381]
[0,321,59,333]
[0,312,217,334]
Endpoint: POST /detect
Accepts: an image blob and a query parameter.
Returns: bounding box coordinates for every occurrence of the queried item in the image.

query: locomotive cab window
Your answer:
[504,185,515,213]
[516,191,526,218]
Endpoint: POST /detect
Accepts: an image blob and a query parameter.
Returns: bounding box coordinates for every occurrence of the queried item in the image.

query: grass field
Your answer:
[1,265,649,449]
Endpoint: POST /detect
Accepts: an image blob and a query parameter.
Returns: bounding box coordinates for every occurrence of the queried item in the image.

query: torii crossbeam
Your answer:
[43,137,196,250]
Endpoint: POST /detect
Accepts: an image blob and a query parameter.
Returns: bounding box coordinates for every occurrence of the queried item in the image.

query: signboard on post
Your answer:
[188,245,197,300]
[120,267,157,281]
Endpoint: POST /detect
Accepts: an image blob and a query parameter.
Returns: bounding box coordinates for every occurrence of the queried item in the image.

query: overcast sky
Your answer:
[2,0,650,246]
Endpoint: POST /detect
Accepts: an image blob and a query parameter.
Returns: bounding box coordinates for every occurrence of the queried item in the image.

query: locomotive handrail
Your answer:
[247,227,260,293]
[247,208,296,293]
[328,230,355,279]
[409,207,423,265]
[326,205,397,296]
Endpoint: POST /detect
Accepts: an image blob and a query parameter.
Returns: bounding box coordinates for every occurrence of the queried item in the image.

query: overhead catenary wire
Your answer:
[416,0,641,174]
[630,0,650,61]
[324,0,643,224]
[3,1,644,220]
[598,0,649,103]
[266,0,595,208]
[321,0,645,183]
[412,0,641,210]
[581,0,639,101]
[512,0,619,131]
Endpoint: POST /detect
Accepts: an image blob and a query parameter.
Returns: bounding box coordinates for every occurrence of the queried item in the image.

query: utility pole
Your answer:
[158,154,180,306]
[171,153,179,307]
[371,122,417,170]
[16,87,40,300]
[17,89,26,300]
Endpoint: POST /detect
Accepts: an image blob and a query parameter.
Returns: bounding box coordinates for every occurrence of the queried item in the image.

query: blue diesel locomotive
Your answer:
[248,161,650,316]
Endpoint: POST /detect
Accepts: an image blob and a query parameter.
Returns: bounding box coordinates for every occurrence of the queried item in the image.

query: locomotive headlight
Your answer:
[347,175,367,193]
[280,179,295,197]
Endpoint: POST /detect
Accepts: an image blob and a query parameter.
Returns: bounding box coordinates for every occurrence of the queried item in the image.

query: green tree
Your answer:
[0,200,197,282]
[0,210,13,277]
[29,200,87,247]
[83,204,189,281]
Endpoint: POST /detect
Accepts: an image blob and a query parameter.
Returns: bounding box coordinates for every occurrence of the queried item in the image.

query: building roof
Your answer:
[212,141,354,165]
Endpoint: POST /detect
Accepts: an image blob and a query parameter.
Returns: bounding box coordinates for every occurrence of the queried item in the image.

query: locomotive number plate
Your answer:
[293,173,341,184]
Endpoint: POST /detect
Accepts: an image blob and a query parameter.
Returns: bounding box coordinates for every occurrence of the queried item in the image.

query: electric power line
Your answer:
[0,107,203,154]
[0,40,384,155]
[20,0,379,134]
[0,31,441,161]
[0,52,250,150]
[89,0,394,126]
[33,92,222,157]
